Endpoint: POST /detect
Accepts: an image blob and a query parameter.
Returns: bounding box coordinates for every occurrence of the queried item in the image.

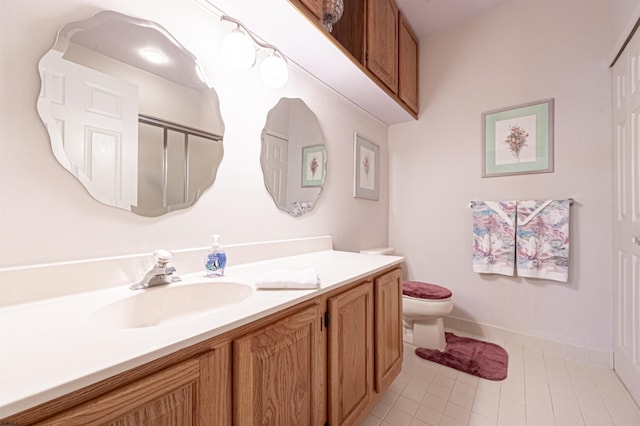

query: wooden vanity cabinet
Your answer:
[32,347,231,426]
[327,268,403,425]
[327,280,375,425]
[6,267,403,426]
[233,302,323,426]
[374,268,403,392]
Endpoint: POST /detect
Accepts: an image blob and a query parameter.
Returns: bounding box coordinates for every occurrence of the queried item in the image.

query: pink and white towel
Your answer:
[515,199,571,282]
[472,201,517,276]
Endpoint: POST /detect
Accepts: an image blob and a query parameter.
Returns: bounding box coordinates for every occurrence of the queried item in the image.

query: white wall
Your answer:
[389,0,614,352]
[0,0,389,267]
[612,0,640,59]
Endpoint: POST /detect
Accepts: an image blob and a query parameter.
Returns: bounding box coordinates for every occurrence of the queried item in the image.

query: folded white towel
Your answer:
[255,267,320,290]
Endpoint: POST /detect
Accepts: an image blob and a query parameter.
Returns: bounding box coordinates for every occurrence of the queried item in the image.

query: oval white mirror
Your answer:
[37,11,225,216]
[260,98,326,217]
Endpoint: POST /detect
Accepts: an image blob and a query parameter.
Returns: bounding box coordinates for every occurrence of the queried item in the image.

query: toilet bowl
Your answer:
[359,247,454,352]
[402,281,453,351]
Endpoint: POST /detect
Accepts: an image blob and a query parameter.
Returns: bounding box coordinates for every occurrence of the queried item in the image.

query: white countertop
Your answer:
[0,249,403,418]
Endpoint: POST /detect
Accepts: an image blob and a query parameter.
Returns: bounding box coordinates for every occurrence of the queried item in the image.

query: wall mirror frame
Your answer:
[37,10,225,217]
[260,98,327,217]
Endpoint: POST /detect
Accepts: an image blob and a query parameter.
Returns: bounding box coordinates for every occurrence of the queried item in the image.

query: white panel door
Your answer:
[613,28,640,406]
[262,131,288,208]
[38,50,139,209]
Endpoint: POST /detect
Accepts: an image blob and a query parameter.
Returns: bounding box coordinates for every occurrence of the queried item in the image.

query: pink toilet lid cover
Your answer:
[402,281,452,300]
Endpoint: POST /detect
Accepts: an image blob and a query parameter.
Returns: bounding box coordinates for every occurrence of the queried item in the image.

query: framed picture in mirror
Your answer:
[353,133,379,200]
[301,145,326,187]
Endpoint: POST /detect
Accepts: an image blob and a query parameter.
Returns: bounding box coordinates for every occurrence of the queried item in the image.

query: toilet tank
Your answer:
[360,247,395,255]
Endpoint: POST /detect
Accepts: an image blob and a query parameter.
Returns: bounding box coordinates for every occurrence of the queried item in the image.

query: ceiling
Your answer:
[65,11,207,91]
[395,0,513,38]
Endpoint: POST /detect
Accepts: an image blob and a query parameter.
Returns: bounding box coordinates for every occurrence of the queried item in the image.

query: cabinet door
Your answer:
[291,0,322,20]
[374,268,403,392]
[233,303,323,426]
[398,14,419,114]
[366,0,398,93]
[328,281,374,425]
[199,344,232,426]
[35,359,201,426]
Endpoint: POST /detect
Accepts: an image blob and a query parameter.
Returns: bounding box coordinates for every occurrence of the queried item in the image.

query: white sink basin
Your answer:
[90,282,253,328]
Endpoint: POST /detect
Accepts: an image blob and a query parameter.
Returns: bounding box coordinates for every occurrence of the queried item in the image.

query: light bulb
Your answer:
[221,29,255,71]
[259,53,288,88]
[140,49,167,64]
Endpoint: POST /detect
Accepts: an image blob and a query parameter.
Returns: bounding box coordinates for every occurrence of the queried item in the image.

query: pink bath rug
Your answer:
[415,332,508,381]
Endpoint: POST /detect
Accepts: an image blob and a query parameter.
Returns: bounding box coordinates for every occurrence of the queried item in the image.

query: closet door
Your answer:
[612,27,640,406]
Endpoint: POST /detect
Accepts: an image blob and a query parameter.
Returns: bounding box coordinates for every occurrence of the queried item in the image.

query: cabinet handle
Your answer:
[633,236,640,246]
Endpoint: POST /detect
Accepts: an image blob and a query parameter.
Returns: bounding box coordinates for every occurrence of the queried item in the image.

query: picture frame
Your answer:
[482,98,554,177]
[301,145,326,187]
[353,133,379,200]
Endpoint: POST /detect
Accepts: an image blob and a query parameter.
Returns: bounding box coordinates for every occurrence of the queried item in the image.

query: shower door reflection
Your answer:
[135,115,223,216]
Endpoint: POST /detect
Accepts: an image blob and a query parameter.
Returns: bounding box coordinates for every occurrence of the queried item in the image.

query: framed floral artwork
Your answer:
[353,133,379,200]
[482,98,554,177]
[301,145,326,187]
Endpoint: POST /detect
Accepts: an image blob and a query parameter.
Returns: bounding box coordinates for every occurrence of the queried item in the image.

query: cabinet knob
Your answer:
[633,236,640,246]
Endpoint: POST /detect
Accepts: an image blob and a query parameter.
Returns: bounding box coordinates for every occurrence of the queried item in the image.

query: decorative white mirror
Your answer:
[260,98,327,217]
[37,11,225,216]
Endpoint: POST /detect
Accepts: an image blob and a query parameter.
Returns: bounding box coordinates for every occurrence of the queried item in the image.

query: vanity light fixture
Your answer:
[220,26,255,71]
[220,15,289,88]
[259,51,289,89]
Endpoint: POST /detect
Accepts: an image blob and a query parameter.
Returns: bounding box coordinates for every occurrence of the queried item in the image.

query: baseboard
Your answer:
[444,316,613,369]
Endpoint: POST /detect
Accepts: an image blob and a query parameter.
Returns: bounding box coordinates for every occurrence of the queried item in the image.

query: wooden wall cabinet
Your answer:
[290,0,322,20]
[8,267,402,426]
[366,0,399,93]
[289,0,419,117]
[398,14,419,115]
[331,0,366,63]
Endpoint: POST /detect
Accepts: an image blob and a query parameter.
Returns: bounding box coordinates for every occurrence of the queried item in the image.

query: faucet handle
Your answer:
[153,249,173,267]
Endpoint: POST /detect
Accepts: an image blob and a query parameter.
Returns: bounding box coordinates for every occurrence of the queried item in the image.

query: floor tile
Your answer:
[383,405,413,426]
[413,404,442,425]
[359,332,640,426]
[394,395,419,415]
[421,394,448,413]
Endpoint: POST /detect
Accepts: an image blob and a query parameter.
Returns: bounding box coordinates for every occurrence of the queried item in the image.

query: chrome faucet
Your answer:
[130,249,181,290]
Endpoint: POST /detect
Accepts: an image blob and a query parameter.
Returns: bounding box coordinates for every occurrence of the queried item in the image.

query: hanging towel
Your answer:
[255,267,320,290]
[472,201,517,276]
[515,199,571,282]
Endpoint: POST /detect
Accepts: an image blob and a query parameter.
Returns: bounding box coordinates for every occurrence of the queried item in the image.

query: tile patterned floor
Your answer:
[361,331,640,426]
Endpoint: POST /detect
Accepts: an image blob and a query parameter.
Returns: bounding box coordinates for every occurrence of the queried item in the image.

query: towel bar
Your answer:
[468,198,574,208]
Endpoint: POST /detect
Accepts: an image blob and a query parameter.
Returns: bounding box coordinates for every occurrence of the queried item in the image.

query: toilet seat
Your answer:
[402,281,452,300]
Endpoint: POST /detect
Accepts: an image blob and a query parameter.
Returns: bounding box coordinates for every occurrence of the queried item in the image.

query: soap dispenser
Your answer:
[204,234,227,277]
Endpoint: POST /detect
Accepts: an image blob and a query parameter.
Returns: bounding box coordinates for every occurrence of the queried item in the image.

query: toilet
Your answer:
[402,281,453,351]
[360,247,454,352]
